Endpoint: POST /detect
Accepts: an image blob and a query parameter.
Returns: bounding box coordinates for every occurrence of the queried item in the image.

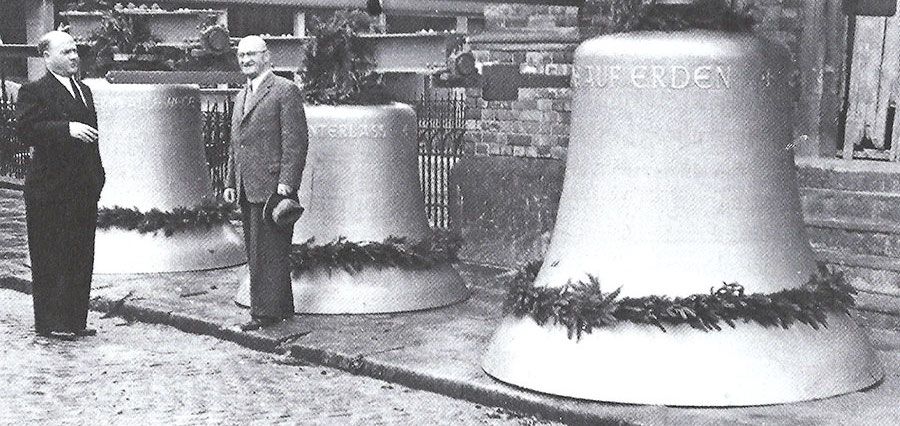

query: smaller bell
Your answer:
[88,81,246,274]
[235,103,469,313]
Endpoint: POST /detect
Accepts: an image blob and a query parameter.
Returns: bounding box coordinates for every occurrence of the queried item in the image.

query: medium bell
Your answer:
[87,81,246,274]
[482,32,883,406]
[234,103,469,313]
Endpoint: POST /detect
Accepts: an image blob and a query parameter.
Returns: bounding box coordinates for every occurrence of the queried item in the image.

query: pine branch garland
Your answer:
[505,262,856,340]
[97,200,238,236]
[291,230,460,275]
[634,0,755,33]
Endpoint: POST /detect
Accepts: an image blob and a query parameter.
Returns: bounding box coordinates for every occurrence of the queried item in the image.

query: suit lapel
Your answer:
[73,79,94,112]
[233,85,248,131]
[44,74,86,114]
[240,73,274,126]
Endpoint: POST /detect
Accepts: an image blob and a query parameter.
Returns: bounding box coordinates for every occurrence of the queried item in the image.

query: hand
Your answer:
[69,122,98,143]
[223,188,237,204]
[276,184,292,196]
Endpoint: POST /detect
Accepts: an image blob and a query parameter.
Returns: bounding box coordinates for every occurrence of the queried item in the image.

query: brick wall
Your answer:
[463,1,806,161]
[464,4,579,161]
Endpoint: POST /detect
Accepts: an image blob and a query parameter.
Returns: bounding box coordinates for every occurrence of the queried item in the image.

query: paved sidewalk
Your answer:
[0,288,557,425]
[2,188,900,425]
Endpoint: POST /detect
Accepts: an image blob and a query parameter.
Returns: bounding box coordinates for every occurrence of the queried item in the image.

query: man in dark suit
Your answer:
[224,35,308,331]
[16,31,105,341]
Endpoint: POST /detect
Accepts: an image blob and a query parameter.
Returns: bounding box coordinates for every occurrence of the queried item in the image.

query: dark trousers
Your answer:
[25,195,98,333]
[240,193,294,318]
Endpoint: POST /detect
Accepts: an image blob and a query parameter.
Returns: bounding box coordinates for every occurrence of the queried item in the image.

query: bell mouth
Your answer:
[234,263,470,314]
[483,315,883,406]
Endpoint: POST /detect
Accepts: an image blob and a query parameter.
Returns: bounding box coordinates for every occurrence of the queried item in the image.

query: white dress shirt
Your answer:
[49,71,85,104]
[247,69,272,94]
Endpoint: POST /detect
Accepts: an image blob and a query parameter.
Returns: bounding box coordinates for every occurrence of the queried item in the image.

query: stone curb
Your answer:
[0,178,24,191]
[286,344,630,426]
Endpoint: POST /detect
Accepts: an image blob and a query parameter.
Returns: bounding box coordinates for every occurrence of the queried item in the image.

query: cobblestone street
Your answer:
[0,289,556,425]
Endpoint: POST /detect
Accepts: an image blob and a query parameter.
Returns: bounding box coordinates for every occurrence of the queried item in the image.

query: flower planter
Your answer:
[61,8,227,45]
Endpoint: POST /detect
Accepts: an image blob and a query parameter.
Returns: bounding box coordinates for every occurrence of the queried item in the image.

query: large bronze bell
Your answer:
[234,103,469,313]
[87,81,246,274]
[481,32,884,406]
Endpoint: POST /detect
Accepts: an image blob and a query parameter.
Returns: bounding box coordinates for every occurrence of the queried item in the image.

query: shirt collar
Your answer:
[49,70,74,88]
[247,69,272,92]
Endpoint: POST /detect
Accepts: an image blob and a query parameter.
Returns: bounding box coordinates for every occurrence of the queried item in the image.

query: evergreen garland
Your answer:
[505,261,856,340]
[300,10,391,106]
[597,0,755,34]
[291,230,460,275]
[97,200,237,236]
[635,0,755,33]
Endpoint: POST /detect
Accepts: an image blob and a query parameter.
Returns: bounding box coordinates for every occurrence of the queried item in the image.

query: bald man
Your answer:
[224,36,308,331]
[16,31,105,341]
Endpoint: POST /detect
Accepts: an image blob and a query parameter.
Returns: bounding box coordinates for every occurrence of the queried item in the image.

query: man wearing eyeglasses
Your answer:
[224,35,308,331]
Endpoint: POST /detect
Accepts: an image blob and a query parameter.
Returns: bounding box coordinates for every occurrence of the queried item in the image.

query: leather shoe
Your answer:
[75,328,97,337]
[239,317,282,331]
[37,330,77,341]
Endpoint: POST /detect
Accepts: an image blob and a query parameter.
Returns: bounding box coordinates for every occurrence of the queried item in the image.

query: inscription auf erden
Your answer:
[571,64,731,90]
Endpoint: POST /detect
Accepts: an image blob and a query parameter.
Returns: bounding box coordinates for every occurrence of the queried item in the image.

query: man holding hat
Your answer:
[224,35,308,331]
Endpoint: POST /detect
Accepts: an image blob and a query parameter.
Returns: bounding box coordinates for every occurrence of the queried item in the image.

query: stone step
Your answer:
[815,247,900,276]
[813,249,900,310]
[805,216,900,258]
[796,156,900,193]
[799,187,900,223]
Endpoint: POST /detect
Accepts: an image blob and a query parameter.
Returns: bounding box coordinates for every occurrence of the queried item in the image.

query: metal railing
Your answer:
[0,73,27,180]
[416,92,466,229]
[202,98,232,198]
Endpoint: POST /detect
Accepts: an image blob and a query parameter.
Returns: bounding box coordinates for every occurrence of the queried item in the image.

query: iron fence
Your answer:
[0,73,28,180]
[415,93,466,229]
[202,98,232,198]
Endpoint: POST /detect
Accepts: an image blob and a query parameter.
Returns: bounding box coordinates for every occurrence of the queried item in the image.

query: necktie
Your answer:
[243,84,252,115]
[70,76,86,106]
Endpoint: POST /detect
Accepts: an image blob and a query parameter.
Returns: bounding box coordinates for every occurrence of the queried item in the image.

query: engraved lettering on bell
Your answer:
[308,123,387,139]
[572,64,731,90]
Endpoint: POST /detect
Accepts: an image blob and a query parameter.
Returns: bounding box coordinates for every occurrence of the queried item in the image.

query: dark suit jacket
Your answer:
[16,73,105,201]
[226,72,308,203]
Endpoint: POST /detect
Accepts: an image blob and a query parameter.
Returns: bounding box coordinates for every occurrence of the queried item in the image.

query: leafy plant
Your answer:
[97,200,238,237]
[635,0,755,32]
[291,231,461,275]
[61,0,114,12]
[586,0,754,35]
[299,9,390,105]
[504,262,855,340]
[83,10,164,77]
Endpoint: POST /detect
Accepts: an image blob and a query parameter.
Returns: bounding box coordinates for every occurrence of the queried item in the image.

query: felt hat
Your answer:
[264,193,304,231]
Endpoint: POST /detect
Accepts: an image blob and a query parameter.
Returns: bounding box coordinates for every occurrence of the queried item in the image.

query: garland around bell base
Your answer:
[291,230,460,275]
[505,261,856,340]
[97,200,237,236]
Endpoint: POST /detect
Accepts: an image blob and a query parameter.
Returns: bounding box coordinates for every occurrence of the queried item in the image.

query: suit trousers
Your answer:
[25,195,98,333]
[239,192,294,318]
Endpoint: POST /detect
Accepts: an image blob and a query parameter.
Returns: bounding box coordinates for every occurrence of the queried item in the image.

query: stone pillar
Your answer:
[456,16,468,33]
[25,0,54,81]
[293,11,305,36]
